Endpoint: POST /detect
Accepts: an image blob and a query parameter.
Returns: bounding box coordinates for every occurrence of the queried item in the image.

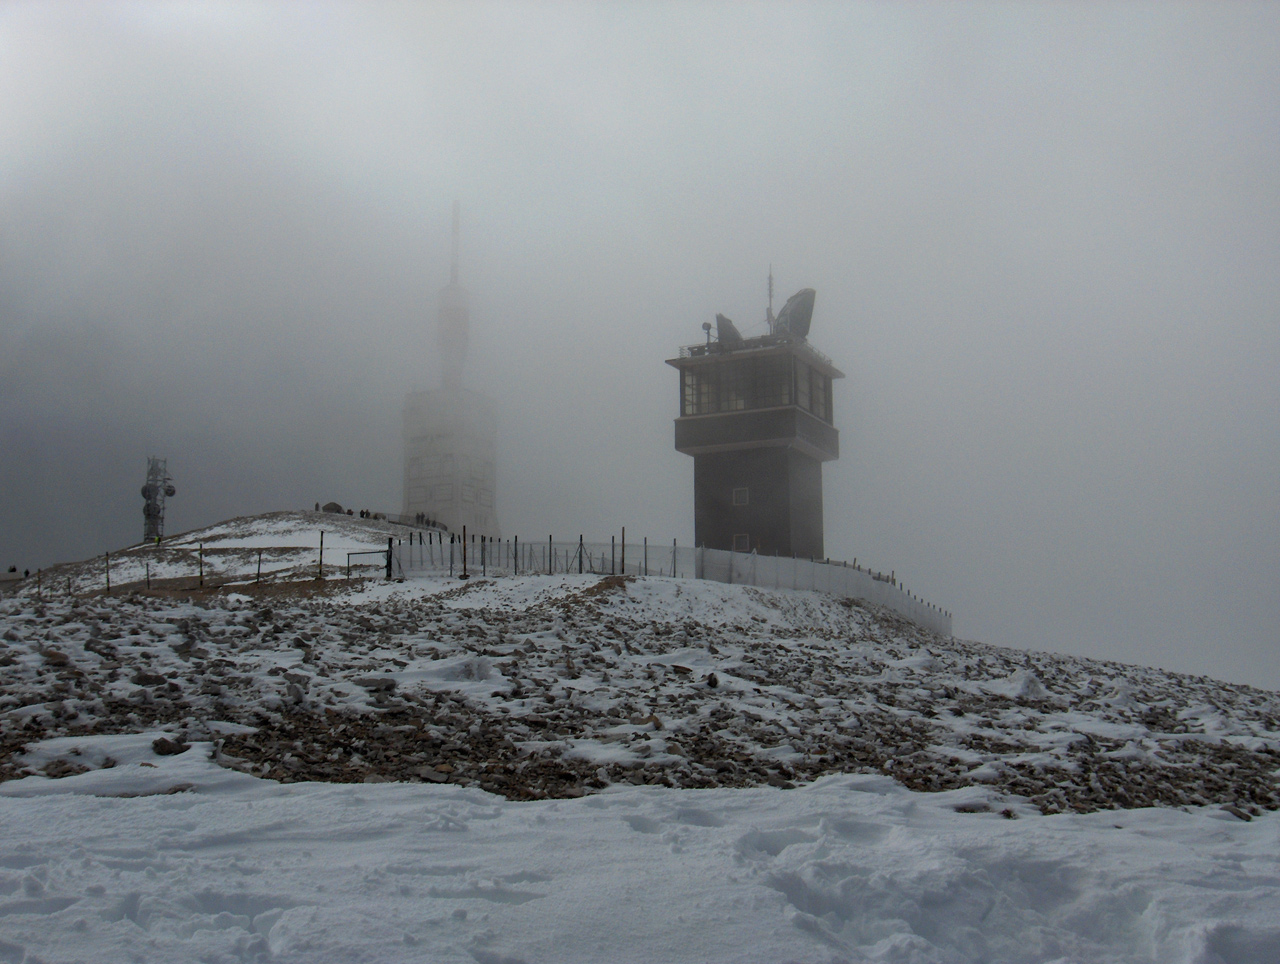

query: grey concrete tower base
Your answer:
[693,448,824,559]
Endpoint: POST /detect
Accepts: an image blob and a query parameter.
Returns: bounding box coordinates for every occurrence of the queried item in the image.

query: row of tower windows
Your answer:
[408,455,495,480]
[680,356,832,423]
[409,483,494,507]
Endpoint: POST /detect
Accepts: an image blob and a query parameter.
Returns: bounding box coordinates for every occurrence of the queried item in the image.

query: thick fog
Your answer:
[2,3,1277,688]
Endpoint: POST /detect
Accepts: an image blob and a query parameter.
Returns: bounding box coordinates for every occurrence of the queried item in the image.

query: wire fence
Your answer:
[390,534,694,580]
[13,520,951,639]
[390,531,952,637]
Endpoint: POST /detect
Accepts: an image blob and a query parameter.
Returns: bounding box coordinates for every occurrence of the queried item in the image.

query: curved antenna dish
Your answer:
[715,313,744,350]
[774,288,816,340]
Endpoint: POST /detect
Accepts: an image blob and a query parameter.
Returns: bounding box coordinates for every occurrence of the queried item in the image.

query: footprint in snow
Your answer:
[736,828,815,858]
[623,815,662,834]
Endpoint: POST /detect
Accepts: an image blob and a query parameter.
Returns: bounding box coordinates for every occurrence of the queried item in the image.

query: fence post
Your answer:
[198,544,203,588]
[481,536,486,577]
[460,526,469,579]
[643,537,647,576]
[450,535,455,577]
[611,536,615,575]
[317,531,324,581]
[621,527,626,575]
[548,535,552,575]
[257,549,263,584]
[386,538,393,579]
[105,551,110,593]
[579,535,584,574]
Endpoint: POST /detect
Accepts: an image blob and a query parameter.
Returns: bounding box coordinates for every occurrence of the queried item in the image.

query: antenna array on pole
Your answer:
[140,457,176,543]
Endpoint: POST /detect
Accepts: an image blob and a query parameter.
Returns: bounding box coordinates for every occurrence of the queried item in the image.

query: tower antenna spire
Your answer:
[450,199,460,285]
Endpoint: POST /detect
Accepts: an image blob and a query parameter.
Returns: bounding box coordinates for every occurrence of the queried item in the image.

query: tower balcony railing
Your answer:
[677,338,835,371]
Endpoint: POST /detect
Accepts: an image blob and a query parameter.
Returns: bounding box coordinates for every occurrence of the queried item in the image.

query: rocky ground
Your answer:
[3,531,1278,817]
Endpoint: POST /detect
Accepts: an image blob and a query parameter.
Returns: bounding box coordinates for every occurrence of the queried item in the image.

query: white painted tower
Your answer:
[402,203,499,535]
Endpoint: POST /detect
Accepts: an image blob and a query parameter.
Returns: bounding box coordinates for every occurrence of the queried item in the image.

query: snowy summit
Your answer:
[0,511,1277,963]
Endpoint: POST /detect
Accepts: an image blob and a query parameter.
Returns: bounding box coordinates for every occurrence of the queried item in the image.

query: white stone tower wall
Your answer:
[403,388,499,536]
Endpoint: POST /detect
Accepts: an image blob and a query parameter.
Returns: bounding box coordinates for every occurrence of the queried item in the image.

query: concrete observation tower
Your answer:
[667,280,842,558]
[402,203,499,535]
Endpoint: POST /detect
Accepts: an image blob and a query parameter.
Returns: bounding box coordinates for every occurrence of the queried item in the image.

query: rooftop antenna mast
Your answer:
[767,264,775,332]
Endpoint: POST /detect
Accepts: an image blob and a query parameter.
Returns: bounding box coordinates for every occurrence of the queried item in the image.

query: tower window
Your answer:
[733,533,750,552]
[681,356,793,416]
[810,371,830,421]
[732,487,749,506]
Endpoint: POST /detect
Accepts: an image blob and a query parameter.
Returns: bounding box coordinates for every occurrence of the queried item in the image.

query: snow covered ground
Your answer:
[43,510,413,592]
[1,737,1277,963]
[2,512,1278,962]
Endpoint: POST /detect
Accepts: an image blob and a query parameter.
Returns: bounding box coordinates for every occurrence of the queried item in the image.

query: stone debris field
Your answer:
[2,513,1277,818]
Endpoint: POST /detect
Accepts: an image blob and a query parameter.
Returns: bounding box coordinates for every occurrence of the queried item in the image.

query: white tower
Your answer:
[402,203,499,535]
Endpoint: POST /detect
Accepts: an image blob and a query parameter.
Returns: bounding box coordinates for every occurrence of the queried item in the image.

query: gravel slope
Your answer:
[2,513,1277,817]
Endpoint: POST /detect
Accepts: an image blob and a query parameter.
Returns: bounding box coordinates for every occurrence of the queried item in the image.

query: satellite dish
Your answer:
[715,313,744,350]
[774,288,815,340]
[164,484,176,497]
[141,484,156,499]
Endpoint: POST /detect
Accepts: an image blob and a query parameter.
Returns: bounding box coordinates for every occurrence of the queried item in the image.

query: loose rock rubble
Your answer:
[3,523,1278,816]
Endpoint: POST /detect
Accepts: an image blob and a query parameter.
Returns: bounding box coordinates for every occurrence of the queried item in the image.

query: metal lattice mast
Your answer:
[141,457,176,542]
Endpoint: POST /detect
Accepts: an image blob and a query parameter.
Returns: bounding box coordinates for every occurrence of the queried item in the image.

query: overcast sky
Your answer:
[2,2,1277,688]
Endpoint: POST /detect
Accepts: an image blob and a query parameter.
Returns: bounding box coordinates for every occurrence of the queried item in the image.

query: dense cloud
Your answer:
[1,3,1277,687]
